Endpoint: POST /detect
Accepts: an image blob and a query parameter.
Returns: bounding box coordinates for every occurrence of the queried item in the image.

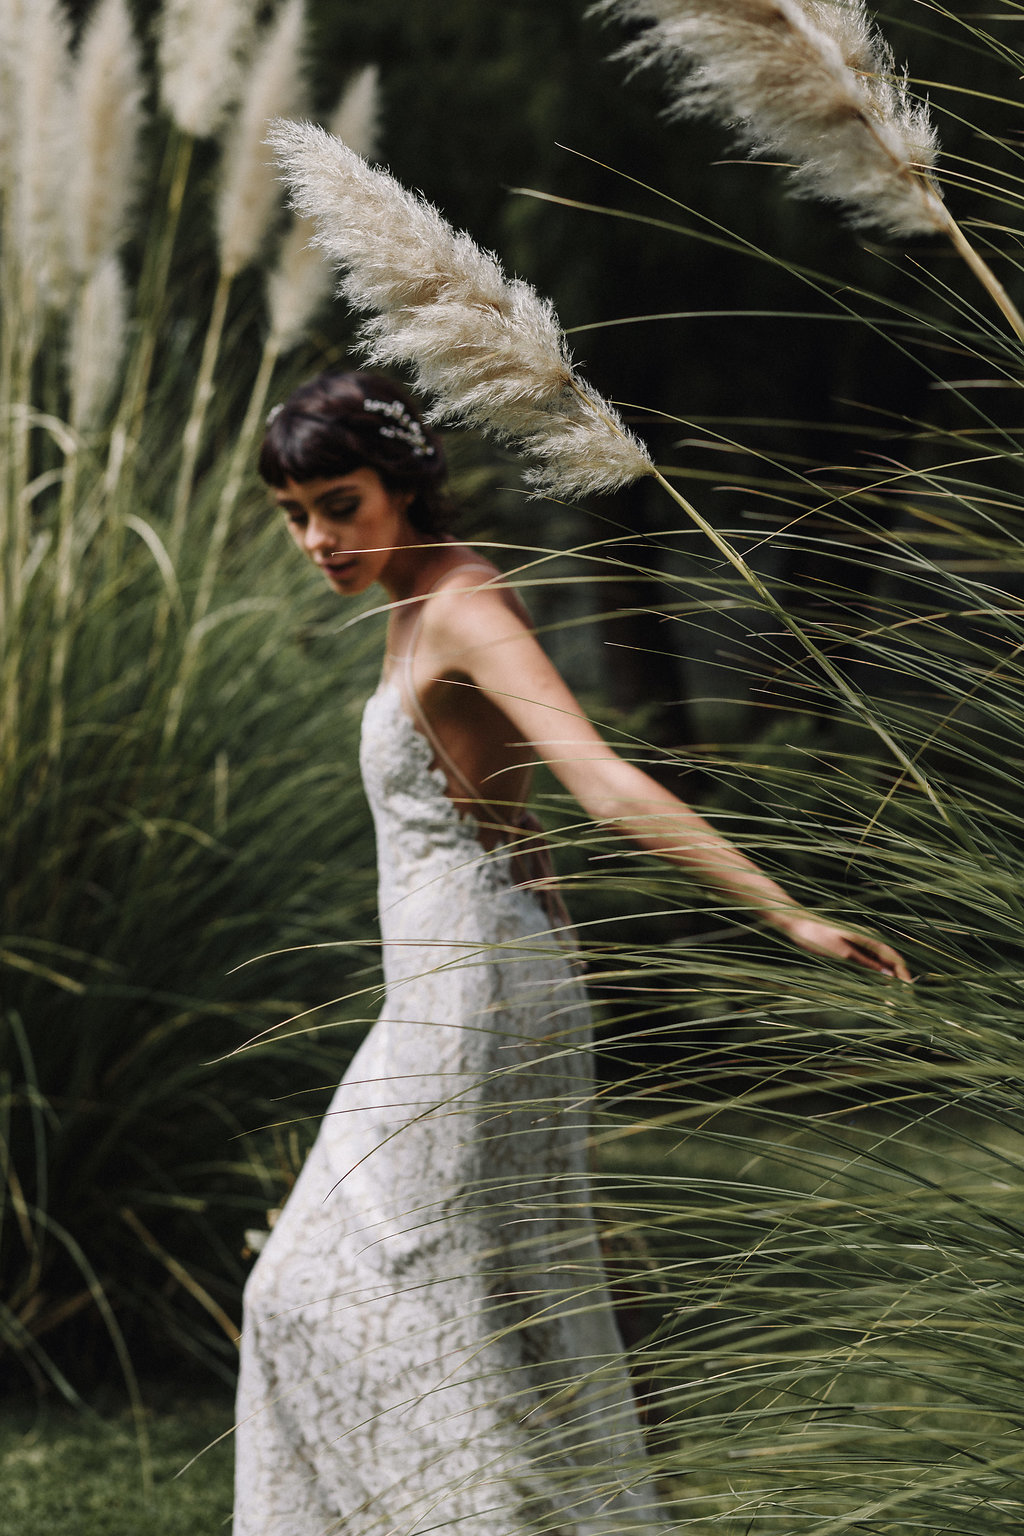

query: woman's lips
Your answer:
[322,558,357,583]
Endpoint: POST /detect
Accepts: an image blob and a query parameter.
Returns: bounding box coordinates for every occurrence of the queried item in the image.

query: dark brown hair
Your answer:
[259,370,454,535]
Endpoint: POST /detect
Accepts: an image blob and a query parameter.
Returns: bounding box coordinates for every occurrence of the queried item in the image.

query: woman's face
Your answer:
[276,468,417,595]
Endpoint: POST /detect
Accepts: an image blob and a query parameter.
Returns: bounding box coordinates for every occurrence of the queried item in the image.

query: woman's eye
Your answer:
[324,502,358,519]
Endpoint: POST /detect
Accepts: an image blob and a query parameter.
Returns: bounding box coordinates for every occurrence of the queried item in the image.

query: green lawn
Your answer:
[0,1396,235,1536]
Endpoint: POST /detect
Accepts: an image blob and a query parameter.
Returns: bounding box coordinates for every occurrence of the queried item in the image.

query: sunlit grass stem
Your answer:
[938,200,1024,342]
[162,332,280,746]
[105,127,194,500]
[168,265,233,562]
[47,438,81,765]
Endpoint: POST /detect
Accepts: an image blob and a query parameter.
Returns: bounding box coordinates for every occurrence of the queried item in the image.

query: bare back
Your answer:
[385,555,537,842]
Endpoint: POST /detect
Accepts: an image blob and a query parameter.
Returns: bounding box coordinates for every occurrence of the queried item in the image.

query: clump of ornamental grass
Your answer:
[0,0,386,1400]
[276,13,1024,1529]
[518,12,1024,1529]
[566,396,1024,1528]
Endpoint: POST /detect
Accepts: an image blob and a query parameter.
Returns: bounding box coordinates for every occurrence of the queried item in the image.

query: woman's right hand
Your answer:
[771,911,911,980]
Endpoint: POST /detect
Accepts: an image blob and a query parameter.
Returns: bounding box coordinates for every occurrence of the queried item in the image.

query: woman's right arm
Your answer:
[425,581,910,980]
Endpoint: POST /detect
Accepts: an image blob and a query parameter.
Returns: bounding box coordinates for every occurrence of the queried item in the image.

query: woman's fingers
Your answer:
[784,916,912,981]
[842,936,912,982]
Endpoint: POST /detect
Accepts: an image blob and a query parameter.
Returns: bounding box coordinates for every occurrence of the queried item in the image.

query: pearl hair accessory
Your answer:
[363,397,435,458]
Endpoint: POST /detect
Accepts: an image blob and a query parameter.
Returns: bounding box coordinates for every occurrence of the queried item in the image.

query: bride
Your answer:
[233,368,908,1536]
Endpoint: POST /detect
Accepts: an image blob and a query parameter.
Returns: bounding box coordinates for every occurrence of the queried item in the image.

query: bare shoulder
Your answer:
[426,556,532,638]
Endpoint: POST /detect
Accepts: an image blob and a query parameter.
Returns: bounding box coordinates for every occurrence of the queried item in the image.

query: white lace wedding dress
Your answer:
[233,672,661,1535]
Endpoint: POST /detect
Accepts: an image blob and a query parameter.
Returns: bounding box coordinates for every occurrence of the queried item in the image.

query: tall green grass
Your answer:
[499,5,1024,1525]
[0,4,382,1396]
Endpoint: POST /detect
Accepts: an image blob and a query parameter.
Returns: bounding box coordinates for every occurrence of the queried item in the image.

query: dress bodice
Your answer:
[360,679,484,864]
[359,679,545,957]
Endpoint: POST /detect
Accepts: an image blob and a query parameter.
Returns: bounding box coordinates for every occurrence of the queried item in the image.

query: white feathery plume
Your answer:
[69,253,129,430]
[268,120,652,498]
[216,0,307,279]
[158,0,254,139]
[8,0,74,307]
[266,64,381,352]
[596,0,1024,337]
[67,0,145,278]
[594,0,945,238]
[0,0,27,201]
[796,1,937,172]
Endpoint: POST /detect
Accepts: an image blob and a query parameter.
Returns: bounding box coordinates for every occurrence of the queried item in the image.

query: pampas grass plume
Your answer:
[595,0,944,238]
[67,0,145,278]
[266,64,381,352]
[7,0,73,305]
[158,0,254,139]
[69,252,128,430]
[0,0,26,197]
[216,0,307,279]
[268,119,652,498]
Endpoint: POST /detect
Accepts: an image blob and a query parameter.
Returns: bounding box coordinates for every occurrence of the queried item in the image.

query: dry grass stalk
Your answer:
[268,119,653,498]
[67,0,144,280]
[266,64,381,352]
[217,0,308,279]
[158,0,255,139]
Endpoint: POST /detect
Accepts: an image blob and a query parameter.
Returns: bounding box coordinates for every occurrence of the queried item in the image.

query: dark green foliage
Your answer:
[0,470,384,1388]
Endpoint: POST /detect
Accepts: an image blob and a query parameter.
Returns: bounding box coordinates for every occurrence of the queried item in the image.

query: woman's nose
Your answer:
[304,517,334,553]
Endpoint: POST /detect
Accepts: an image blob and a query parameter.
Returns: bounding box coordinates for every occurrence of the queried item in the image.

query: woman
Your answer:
[234,370,908,1536]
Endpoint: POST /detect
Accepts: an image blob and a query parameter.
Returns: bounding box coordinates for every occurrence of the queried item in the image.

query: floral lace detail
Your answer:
[361,678,516,888]
[233,681,663,1535]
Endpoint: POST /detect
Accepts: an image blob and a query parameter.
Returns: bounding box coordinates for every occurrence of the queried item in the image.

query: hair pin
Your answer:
[363,397,435,458]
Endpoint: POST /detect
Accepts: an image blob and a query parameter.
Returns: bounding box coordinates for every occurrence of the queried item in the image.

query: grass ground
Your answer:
[0,1395,235,1536]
